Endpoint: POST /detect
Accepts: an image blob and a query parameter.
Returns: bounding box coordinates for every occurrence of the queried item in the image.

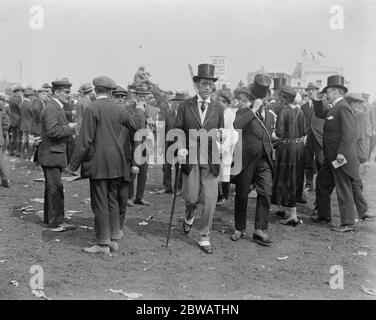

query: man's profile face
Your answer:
[196,79,214,100]
[39,92,48,101]
[307,88,317,99]
[55,88,71,104]
[325,87,338,103]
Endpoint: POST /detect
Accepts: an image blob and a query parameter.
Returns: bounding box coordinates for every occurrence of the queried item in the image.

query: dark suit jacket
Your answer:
[37,99,75,168]
[313,98,360,179]
[19,100,33,132]
[174,96,224,176]
[68,98,145,180]
[75,96,91,135]
[233,106,274,173]
[8,95,22,127]
[302,100,325,146]
[30,98,44,136]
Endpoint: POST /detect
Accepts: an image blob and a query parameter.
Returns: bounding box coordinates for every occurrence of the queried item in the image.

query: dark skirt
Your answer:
[271,141,304,207]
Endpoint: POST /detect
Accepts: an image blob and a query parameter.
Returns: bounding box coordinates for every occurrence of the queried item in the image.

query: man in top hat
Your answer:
[75,83,95,136]
[37,79,78,230]
[19,89,35,160]
[67,76,145,254]
[232,74,274,246]
[156,92,185,195]
[301,82,325,194]
[8,85,25,157]
[311,75,375,232]
[174,63,224,254]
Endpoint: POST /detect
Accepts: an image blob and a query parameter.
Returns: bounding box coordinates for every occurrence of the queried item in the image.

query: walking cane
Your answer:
[165,162,182,249]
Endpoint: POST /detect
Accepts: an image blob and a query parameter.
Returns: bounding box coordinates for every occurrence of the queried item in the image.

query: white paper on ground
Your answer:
[105,289,143,300]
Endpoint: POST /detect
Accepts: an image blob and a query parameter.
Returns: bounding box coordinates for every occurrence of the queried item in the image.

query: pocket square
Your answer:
[327,116,334,120]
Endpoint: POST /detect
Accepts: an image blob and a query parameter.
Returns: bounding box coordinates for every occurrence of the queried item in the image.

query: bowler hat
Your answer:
[273,78,287,90]
[322,75,348,93]
[346,92,363,103]
[193,64,218,83]
[113,85,128,97]
[24,89,35,97]
[249,74,272,100]
[51,79,72,91]
[80,83,93,93]
[93,76,117,90]
[172,92,187,101]
[306,82,319,90]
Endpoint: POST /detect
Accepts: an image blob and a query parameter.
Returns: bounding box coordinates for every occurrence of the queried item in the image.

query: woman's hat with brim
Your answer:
[279,85,297,103]
[322,75,348,93]
[193,64,218,83]
[249,74,272,100]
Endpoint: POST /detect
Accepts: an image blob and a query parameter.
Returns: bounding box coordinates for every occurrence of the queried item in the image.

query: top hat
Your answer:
[322,75,348,93]
[249,74,272,100]
[306,82,319,90]
[273,78,287,90]
[193,64,218,83]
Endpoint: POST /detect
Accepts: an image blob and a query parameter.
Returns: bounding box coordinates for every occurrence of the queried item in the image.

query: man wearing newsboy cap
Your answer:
[67,76,146,254]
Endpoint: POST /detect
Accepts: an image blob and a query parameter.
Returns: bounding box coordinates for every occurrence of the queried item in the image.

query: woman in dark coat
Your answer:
[271,85,306,226]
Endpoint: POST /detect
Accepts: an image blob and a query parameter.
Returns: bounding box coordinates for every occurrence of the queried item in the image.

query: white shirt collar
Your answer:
[52,98,64,109]
[197,94,210,104]
[333,97,343,106]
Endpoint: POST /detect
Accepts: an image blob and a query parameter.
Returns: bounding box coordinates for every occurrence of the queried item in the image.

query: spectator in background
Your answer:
[0,99,10,187]
[19,89,35,160]
[8,85,24,157]
[75,83,95,136]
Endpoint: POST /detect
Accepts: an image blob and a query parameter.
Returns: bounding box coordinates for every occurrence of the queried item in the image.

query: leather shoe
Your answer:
[361,212,376,220]
[183,220,193,234]
[253,233,273,246]
[109,241,119,252]
[127,199,134,207]
[280,218,299,227]
[134,199,151,206]
[310,215,331,223]
[331,225,355,232]
[199,245,213,254]
[230,230,245,241]
[1,179,10,188]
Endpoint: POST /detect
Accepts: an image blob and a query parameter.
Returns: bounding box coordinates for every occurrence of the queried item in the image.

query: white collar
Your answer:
[52,98,64,109]
[197,95,210,103]
[333,97,343,106]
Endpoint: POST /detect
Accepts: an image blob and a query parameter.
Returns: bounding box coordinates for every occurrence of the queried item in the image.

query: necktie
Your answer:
[200,101,206,113]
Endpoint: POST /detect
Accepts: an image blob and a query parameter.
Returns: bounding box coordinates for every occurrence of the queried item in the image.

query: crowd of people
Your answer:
[0,63,375,255]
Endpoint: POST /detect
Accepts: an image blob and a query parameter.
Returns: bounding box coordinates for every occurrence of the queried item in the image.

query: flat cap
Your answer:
[346,92,363,103]
[51,79,72,90]
[37,87,49,93]
[42,83,52,89]
[93,76,117,90]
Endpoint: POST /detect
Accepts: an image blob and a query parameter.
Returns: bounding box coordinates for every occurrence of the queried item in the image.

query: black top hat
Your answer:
[193,64,218,83]
[273,78,287,90]
[322,75,348,93]
[249,74,272,100]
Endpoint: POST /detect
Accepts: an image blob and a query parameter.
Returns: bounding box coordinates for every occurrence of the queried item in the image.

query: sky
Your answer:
[1,0,376,96]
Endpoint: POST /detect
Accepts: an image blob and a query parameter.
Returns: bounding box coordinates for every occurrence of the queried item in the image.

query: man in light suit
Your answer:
[311,75,375,232]
[174,63,224,254]
[37,79,78,230]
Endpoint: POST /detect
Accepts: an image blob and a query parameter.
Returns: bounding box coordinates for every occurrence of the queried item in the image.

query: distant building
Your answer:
[0,79,17,95]
[247,66,291,88]
[291,50,350,92]
[209,56,229,89]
